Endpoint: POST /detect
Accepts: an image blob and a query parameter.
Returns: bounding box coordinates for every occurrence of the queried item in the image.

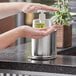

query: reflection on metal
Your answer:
[16,0,26,44]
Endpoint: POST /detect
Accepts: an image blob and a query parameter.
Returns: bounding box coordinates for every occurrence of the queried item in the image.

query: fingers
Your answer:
[22,3,59,13]
[32,3,59,11]
[38,4,59,11]
[29,5,58,13]
[45,25,57,36]
[31,25,57,39]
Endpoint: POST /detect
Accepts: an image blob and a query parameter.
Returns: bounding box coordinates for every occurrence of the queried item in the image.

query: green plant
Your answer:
[51,0,73,26]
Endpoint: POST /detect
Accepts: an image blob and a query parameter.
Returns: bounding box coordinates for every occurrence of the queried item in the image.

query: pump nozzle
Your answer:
[39,10,46,23]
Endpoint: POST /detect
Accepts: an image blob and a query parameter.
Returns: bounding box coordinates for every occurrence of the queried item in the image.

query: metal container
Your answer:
[31,19,57,60]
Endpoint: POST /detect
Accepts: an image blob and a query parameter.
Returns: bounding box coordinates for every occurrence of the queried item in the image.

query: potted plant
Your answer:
[51,0,73,48]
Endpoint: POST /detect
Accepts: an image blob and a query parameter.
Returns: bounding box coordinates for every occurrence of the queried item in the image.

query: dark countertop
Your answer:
[0,43,76,75]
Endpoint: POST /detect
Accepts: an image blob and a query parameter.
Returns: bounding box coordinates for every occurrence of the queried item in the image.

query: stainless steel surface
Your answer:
[16,0,26,45]
[31,19,57,60]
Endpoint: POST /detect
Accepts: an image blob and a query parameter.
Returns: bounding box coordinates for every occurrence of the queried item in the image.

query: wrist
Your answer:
[13,27,24,38]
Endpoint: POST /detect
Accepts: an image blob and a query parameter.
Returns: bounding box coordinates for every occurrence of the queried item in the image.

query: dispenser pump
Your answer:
[33,10,46,28]
[39,10,46,22]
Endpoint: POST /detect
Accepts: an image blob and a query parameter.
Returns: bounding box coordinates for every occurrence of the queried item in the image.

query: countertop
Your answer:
[0,42,76,75]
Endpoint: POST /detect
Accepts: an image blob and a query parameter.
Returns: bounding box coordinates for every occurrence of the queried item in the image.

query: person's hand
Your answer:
[21,3,58,13]
[20,25,57,39]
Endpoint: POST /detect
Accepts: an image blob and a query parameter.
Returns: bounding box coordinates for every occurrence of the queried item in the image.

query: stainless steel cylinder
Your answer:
[31,19,57,60]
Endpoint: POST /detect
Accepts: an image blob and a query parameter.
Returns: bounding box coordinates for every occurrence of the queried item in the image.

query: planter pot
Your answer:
[56,25,72,48]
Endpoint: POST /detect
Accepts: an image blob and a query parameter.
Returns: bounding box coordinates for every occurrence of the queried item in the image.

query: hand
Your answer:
[20,25,57,39]
[22,3,58,13]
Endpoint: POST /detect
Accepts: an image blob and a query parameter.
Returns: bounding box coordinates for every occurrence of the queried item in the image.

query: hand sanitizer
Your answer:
[31,10,57,60]
[34,10,46,28]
